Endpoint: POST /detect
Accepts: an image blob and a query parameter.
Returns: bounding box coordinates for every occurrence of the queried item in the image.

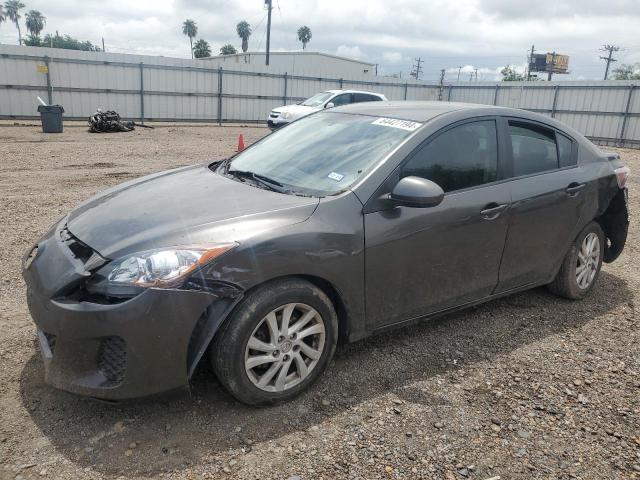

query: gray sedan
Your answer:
[23,102,629,405]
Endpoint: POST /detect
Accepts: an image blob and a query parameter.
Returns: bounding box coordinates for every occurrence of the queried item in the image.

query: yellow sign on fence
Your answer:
[37,64,49,74]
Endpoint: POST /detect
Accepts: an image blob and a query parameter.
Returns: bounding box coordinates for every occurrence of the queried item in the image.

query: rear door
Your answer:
[364,118,511,329]
[329,93,353,107]
[353,93,383,103]
[495,118,586,292]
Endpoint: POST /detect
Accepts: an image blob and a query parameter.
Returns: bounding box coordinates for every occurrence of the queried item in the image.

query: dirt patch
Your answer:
[0,125,638,480]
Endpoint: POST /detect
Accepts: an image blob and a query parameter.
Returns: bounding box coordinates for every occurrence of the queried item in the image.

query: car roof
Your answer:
[325,89,385,97]
[330,100,574,126]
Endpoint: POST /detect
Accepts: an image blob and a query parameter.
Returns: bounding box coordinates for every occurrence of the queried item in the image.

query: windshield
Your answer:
[224,112,420,196]
[301,92,334,107]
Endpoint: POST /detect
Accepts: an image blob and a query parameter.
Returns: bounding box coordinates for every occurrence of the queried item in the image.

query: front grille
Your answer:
[97,336,127,385]
[43,332,57,354]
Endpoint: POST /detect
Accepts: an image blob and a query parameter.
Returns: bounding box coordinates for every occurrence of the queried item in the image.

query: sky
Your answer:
[1,0,639,81]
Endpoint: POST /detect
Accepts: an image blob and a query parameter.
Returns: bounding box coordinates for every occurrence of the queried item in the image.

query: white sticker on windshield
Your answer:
[327,172,345,182]
[372,117,422,131]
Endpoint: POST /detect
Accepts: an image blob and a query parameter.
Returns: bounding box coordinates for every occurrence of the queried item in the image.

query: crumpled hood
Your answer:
[67,164,319,259]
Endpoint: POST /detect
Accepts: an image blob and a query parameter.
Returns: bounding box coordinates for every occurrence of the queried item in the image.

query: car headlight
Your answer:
[102,243,237,289]
[280,112,291,119]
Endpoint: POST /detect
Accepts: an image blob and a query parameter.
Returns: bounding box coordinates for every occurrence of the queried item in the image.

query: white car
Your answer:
[267,90,388,130]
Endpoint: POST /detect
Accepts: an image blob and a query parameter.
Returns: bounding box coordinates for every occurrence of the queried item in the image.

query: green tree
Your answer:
[4,0,25,45]
[41,32,101,51]
[24,33,42,46]
[220,43,237,55]
[612,64,640,80]
[501,65,525,81]
[182,19,198,59]
[0,5,6,31]
[25,10,46,39]
[297,25,312,50]
[193,39,211,58]
[236,20,251,53]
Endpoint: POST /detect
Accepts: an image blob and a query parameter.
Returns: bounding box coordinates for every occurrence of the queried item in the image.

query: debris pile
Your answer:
[88,110,136,133]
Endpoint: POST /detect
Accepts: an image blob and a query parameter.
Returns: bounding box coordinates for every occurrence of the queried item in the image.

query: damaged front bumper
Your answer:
[23,221,242,400]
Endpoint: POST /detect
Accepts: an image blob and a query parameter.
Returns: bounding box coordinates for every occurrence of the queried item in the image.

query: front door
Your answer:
[364,119,511,330]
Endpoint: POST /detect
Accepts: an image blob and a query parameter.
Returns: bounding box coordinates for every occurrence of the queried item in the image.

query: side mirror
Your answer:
[325,102,335,109]
[390,176,444,208]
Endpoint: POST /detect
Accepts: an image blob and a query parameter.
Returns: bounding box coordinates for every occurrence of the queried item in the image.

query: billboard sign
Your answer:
[529,52,569,74]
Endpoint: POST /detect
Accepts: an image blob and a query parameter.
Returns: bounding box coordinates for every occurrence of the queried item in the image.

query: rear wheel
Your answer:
[210,278,338,405]
[548,221,604,300]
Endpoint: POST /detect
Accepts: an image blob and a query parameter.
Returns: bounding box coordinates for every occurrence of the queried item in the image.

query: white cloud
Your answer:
[382,51,403,64]
[1,0,639,80]
[335,45,367,60]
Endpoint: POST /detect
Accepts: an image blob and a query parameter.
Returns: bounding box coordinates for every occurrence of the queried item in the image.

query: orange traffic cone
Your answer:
[237,134,245,152]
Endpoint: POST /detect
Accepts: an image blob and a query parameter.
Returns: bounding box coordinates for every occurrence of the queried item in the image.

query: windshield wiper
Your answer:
[226,169,287,193]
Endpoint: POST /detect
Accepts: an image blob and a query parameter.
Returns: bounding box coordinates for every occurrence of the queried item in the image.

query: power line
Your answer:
[600,44,620,80]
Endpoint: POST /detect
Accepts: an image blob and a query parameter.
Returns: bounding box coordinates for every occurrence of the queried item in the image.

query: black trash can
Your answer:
[37,105,64,133]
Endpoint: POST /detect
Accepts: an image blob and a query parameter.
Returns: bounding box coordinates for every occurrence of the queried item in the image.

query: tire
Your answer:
[210,278,338,406]
[547,221,605,300]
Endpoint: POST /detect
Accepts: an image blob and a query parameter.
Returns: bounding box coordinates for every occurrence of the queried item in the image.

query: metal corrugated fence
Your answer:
[1,45,638,148]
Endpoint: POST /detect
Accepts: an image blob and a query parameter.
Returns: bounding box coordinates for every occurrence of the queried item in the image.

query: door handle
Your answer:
[566,182,586,197]
[480,203,508,220]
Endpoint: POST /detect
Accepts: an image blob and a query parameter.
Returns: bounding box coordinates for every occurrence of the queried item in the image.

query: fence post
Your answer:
[217,67,223,126]
[44,56,53,105]
[447,85,453,102]
[339,77,343,89]
[493,84,500,105]
[404,83,408,100]
[139,63,144,124]
[619,84,636,147]
[551,85,560,118]
[283,72,288,104]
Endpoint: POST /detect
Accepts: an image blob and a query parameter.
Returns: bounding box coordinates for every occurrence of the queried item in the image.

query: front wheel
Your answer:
[210,278,338,405]
[548,221,605,300]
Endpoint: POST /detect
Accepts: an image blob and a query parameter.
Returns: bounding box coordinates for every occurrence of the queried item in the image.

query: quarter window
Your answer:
[509,122,559,176]
[557,133,576,167]
[401,120,498,192]
[354,93,382,103]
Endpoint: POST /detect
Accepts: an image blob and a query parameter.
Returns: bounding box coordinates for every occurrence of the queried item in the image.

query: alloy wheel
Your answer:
[576,232,600,289]
[244,303,325,392]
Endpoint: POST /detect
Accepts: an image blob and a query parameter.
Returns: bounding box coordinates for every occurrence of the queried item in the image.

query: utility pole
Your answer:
[410,57,423,79]
[438,69,445,101]
[102,37,105,52]
[474,67,478,81]
[527,45,535,81]
[457,66,462,82]
[600,44,620,80]
[265,0,273,66]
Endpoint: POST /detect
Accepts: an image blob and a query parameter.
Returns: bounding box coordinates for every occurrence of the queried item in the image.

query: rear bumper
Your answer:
[22,220,232,400]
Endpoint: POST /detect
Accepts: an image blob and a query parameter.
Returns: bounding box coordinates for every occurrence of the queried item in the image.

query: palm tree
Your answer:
[4,0,26,45]
[220,44,237,55]
[182,19,198,59]
[25,10,46,39]
[297,26,312,50]
[192,39,211,58]
[0,5,5,31]
[236,20,251,53]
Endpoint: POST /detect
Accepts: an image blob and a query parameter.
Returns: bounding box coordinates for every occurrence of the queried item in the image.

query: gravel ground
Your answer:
[0,124,638,480]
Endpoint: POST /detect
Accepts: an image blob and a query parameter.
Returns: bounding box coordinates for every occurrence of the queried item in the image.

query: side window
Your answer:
[330,94,352,107]
[557,133,576,167]
[401,120,498,192]
[509,122,559,176]
[353,93,382,103]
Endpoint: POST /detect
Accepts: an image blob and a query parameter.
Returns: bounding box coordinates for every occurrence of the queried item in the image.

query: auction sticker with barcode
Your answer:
[372,117,423,131]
